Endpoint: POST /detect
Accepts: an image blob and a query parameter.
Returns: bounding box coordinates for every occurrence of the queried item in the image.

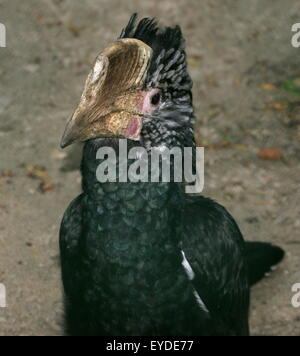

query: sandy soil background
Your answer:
[0,0,299,336]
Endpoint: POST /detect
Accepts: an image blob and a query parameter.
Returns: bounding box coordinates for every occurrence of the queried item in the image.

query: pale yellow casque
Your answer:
[61,38,153,148]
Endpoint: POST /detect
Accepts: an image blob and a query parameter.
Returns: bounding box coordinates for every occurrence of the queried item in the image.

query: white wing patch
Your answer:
[181,250,195,280]
[181,250,209,314]
[193,290,210,313]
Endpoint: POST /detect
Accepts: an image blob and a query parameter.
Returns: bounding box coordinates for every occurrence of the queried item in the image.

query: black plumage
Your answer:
[60,15,284,336]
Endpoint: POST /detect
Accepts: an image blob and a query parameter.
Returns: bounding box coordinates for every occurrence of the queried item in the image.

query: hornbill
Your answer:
[59,14,284,336]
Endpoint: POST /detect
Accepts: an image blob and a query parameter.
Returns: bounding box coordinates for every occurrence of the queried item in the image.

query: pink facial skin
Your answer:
[124,116,143,141]
[139,88,161,115]
[124,88,161,141]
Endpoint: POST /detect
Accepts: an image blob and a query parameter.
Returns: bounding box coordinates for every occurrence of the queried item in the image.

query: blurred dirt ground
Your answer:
[0,0,299,336]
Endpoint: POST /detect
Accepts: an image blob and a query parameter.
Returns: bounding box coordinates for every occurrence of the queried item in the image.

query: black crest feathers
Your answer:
[119,13,192,92]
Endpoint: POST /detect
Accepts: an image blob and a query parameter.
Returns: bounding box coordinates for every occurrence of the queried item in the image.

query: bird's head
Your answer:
[61,14,195,150]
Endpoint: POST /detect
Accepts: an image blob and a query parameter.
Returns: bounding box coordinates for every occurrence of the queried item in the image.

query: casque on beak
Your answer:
[60,38,153,148]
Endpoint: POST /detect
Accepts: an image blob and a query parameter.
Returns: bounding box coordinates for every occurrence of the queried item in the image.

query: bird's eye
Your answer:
[151,92,161,106]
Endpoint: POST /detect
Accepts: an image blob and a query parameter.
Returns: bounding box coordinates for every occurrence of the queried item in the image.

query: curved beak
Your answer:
[60,38,152,148]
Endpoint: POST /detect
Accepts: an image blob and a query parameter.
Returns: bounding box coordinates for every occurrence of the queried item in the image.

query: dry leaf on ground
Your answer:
[258,148,284,161]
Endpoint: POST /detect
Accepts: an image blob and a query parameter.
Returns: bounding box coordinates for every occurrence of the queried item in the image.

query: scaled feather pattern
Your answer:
[60,14,284,336]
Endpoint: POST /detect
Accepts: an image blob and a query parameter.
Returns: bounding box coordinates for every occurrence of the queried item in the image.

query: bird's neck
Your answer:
[81,138,186,195]
[81,137,185,214]
[80,139,184,266]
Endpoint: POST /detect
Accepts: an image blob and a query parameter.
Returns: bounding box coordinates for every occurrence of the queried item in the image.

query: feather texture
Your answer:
[60,14,284,336]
